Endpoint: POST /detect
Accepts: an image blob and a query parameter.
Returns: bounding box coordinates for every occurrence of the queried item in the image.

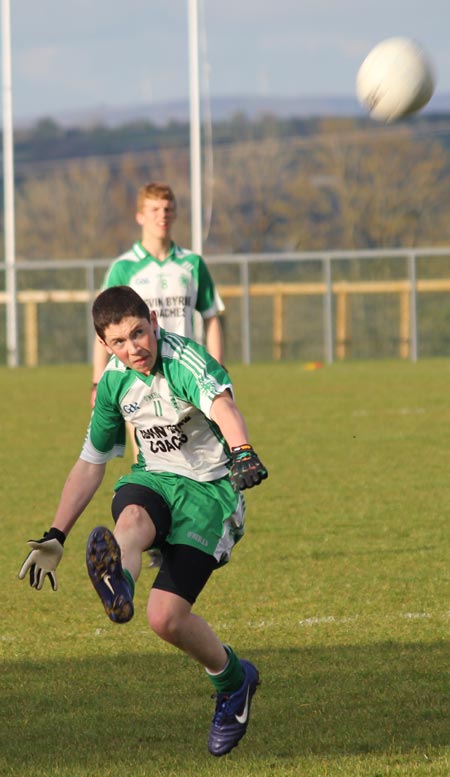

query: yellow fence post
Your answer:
[25,300,38,367]
[399,288,410,359]
[273,290,283,360]
[336,289,349,360]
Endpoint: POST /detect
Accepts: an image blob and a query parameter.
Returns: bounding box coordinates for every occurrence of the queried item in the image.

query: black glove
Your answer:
[230,444,268,491]
[18,528,66,591]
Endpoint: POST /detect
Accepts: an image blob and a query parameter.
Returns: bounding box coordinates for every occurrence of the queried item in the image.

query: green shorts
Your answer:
[114,470,245,565]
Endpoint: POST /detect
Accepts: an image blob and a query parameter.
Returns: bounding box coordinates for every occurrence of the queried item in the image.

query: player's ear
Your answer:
[136,210,144,227]
[97,335,113,355]
[150,310,158,334]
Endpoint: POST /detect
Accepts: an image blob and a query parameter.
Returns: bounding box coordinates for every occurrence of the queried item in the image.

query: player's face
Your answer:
[100,314,158,375]
[136,197,176,240]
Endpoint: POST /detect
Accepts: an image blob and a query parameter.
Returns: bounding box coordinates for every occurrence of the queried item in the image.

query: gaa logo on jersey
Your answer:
[122,402,140,415]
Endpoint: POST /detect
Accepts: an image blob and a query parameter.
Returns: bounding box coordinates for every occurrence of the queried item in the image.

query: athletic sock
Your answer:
[206,645,245,694]
[122,568,135,598]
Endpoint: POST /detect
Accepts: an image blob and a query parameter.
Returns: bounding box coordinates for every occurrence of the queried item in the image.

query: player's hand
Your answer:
[230,444,268,491]
[18,528,66,591]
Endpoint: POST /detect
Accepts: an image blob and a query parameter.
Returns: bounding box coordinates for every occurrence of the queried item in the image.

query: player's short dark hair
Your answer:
[93,285,151,339]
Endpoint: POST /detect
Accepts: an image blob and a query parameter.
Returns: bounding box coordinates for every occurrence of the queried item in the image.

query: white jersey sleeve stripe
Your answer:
[80,436,125,464]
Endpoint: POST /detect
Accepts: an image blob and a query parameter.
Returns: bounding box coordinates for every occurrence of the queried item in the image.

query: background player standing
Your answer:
[92,181,225,401]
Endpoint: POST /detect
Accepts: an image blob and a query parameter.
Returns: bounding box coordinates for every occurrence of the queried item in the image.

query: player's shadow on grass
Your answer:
[1,641,448,769]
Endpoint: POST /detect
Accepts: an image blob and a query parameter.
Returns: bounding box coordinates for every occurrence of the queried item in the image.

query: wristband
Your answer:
[44,527,66,545]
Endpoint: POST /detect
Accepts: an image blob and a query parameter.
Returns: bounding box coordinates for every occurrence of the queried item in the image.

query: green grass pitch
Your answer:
[1,360,449,776]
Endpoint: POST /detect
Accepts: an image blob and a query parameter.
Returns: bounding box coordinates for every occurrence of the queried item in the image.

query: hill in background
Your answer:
[15,91,450,129]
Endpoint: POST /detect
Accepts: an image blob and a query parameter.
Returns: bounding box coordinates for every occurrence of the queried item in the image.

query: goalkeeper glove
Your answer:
[18,527,66,591]
[230,444,268,491]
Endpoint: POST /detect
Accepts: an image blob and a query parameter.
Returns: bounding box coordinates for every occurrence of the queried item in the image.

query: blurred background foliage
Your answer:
[4,111,450,262]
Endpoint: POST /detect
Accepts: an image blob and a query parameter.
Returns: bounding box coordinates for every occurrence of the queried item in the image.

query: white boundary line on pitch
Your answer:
[239,611,450,629]
[3,611,450,643]
[298,611,450,626]
[352,407,426,416]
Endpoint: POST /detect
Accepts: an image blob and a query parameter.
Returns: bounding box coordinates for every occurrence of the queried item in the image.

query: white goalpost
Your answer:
[2,0,18,367]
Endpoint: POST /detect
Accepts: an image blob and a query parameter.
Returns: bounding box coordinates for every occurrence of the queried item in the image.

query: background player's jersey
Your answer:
[81,329,232,482]
[102,241,222,339]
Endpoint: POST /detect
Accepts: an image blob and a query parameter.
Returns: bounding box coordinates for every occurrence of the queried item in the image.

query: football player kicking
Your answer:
[19,285,268,757]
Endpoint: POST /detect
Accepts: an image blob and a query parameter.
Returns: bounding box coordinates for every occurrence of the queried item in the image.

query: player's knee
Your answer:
[147,603,182,644]
[116,503,149,533]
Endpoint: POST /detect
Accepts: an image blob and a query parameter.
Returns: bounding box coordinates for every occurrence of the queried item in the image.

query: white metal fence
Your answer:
[2,247,450,366]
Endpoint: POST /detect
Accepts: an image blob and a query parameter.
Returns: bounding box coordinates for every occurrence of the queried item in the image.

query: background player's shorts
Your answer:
[113,471,245,565]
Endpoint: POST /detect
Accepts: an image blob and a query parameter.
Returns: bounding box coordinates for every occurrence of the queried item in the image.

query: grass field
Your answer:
[1,359,449,776]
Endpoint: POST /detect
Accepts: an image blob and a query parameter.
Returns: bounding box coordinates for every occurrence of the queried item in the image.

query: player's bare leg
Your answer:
[147,588,259,756]
[147,588,227,670]
[114,504,156,582]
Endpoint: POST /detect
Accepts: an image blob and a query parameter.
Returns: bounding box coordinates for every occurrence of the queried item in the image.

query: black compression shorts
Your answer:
[111,482,218,604]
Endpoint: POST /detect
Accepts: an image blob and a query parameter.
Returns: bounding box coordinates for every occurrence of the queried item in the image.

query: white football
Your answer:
[356,37,435,123]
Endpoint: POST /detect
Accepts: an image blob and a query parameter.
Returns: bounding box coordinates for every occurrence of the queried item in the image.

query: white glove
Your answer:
[18,528,66,591]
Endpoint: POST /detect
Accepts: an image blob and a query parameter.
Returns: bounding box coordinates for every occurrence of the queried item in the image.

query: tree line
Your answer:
[3,111,450,269]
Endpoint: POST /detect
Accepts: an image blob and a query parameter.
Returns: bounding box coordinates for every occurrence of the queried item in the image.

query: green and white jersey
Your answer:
[102,241,222,339]
[81,329,232,482]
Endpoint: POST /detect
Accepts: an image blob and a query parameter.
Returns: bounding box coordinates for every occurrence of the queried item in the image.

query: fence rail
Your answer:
[2,248,450,365]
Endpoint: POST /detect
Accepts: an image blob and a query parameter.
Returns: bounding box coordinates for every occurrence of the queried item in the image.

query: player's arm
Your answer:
[52,458,106,536]
[91,336,109,407]
[210,391,268,490]
[197,258,225,364]
[210,390,249,447]
[203,315,225,366]
[18,459,106,591]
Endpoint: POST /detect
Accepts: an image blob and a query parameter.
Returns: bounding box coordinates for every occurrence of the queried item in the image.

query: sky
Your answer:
[4,0,450,124]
